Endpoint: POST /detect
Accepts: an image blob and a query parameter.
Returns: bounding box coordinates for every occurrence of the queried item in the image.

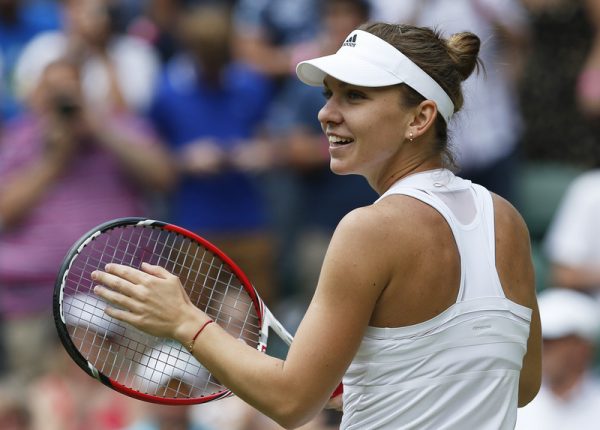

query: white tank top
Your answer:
[341,169,532,430]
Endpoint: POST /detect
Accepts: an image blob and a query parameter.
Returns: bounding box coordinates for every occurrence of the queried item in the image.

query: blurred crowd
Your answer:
[0,0,600,429]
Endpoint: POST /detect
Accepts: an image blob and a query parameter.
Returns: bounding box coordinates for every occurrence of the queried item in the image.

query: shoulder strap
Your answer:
[471,184,505,298]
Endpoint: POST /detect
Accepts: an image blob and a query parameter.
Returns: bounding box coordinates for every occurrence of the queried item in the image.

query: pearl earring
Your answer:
[409,132,414,142]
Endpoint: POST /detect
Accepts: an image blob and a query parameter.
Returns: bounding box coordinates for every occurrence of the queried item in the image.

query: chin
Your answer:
[329,160,354,176]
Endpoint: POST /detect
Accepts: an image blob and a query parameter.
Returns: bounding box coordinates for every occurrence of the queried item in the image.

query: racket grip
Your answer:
[330,383,343,398]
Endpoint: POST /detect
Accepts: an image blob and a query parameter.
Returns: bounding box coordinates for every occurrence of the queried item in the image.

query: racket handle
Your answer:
[331,383,343,398]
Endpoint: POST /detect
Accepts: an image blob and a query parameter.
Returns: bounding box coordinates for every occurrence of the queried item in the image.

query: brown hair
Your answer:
[359,23,481,167]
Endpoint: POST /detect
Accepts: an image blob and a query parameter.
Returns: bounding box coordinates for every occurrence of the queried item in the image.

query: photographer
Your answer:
[0,58,175,383]
[14,0,159,114]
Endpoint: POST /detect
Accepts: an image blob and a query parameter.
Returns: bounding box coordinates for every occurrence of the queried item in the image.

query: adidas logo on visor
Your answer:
[342,34,357,47]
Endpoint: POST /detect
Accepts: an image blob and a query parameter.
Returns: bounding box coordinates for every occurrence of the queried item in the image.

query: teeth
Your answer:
[328,135,352,144]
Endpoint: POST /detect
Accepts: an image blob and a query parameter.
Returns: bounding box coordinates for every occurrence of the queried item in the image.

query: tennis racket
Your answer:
[53,217,342,405]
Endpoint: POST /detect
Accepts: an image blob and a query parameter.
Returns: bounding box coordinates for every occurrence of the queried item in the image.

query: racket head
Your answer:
[53,217,266,405]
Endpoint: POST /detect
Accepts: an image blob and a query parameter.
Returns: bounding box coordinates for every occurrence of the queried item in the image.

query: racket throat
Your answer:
[258,330,269,352]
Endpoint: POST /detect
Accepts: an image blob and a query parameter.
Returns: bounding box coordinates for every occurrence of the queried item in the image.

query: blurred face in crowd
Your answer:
[64,0,116,46]
[323,0,370,46]
[542,335,595,392]
[178,7,232,77]
[34,61,83,116]
[148,378,193,430]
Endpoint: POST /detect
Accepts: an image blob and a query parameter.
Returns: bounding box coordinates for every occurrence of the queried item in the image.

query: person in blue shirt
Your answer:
[262,0,376,304]
[147,4,277,304]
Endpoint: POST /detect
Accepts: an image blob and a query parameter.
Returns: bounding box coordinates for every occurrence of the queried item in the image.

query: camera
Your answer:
[52,94,81,118]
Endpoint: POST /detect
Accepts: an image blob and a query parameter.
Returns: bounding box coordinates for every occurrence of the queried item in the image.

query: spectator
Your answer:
[374,0,529,202]
[147,4,276,304]
[126,0,188,64]
[14,0,160,114]
[544,168,600,295]
[28,341,141,430]
[0,380,30,430]
[0,0,60,123]
[515,288,600,429]
[263,0,376,303]
[577,0,600,119]
[0,58,175,382]
[233,0,321,78]
[126,375,214,430]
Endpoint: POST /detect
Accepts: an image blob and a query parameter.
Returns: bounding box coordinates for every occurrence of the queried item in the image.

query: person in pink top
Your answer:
[0,58,175,382]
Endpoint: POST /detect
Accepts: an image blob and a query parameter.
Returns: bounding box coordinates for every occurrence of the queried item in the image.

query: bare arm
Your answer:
[86,113,176,192]
[92,206,388,428]
[0,123,74,229]
[550,263,600,291]
[0,158,64,229]
[233,28,293,77]
[492,194,542,407]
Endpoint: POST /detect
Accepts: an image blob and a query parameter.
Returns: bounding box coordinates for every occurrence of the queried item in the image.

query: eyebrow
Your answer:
[323,77,350,89]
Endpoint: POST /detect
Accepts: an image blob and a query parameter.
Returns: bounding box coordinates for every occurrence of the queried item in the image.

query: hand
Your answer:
[92,263,207,343]
[178,139,227,175]
[325,392,343,411]
[228,139,275,172]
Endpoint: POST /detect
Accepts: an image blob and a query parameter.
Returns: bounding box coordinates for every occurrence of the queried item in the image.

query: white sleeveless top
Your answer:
[341,169,532,430]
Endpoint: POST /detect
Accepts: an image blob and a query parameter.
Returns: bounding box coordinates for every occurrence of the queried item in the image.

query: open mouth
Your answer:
[328,135,354,146]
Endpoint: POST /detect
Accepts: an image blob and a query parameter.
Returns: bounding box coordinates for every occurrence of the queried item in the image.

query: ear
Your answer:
[405,100,438,141]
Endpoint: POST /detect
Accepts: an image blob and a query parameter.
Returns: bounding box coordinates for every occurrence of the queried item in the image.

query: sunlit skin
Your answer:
[319,77,442,194]
[90,73,542,427]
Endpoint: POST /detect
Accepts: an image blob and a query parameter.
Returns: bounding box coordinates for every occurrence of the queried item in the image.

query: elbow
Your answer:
[518,384,541,408]
[154,170,177,193]
[147,162,178,193]
[518,371,542,408]
[272,410,312,430]
[269,394,322,429]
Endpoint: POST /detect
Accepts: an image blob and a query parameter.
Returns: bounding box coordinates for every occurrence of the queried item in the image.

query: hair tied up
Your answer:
[445,32,482,81]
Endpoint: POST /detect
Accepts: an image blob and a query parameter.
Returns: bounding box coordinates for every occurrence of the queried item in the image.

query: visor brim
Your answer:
[296,53,403,88]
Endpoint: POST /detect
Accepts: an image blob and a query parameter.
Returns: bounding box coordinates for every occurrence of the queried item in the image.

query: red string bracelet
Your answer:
[186,319,213,353]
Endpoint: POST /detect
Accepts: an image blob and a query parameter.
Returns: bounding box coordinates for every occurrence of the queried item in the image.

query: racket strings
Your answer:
[62,224,261,400]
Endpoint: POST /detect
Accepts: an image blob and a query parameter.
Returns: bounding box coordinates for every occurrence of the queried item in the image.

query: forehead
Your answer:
[323,76,399,95]
[44,62,79,78]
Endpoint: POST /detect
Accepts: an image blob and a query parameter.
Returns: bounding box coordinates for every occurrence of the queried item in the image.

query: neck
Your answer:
[373,154,444,195]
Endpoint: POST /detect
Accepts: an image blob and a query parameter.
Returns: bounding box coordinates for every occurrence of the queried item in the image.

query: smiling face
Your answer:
[318,77,438,192]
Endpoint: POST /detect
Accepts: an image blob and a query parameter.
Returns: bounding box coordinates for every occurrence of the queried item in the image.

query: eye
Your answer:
[322,88,333,100]
[347,90,366,101]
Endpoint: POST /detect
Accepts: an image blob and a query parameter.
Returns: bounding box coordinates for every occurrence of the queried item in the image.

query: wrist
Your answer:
[173,307,212,349]
[185,319,214,353]
[39,155,68,179]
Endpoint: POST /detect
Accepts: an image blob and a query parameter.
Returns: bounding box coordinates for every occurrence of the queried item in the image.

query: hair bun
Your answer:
[446,32,481,81]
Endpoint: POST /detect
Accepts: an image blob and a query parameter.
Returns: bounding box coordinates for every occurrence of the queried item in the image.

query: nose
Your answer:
[318,98,343,128]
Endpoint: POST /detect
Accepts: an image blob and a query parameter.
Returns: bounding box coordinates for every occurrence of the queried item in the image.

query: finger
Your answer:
[141,262,173,279]
[103,303,136,325]
[91,270,137,297]
[325,395,343,411]
[94,285,139,313]
[104,263,150,284]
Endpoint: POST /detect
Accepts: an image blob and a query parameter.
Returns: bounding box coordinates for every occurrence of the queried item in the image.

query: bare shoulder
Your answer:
[334,194,442,250]
[492,195,542,405]
[325,195,438,282]
[491,193,536,306]
[491,193,530,235]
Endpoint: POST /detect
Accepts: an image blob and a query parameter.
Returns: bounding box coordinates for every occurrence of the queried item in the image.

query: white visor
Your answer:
[296,30,454,123]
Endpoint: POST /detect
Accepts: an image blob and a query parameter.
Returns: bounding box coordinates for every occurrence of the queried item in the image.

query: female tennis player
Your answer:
[92,23,542,429]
